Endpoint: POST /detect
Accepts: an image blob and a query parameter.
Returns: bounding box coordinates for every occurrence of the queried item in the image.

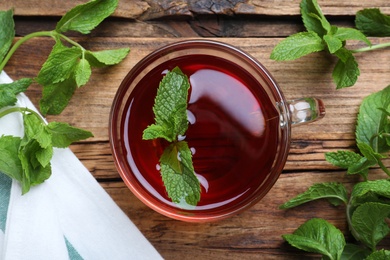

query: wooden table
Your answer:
[2,1,390,259]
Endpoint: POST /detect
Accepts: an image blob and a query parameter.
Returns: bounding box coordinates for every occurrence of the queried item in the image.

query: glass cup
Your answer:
[109,39,325,222]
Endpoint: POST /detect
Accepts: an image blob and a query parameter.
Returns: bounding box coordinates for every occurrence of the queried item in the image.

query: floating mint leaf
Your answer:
[143,67,190,142]
[143,67,201,206]
[160,142,200,206]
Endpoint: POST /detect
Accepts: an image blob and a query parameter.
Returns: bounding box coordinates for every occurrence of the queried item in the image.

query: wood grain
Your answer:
[3,0,390,19]
[102,170,390,259]
[3,2,390,258]
[5,36,390,181]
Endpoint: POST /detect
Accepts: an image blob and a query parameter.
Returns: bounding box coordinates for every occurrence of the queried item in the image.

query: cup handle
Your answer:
[287,98,325,126]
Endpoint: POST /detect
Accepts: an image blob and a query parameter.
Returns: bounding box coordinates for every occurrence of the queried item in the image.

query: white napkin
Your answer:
[0,71,162,260]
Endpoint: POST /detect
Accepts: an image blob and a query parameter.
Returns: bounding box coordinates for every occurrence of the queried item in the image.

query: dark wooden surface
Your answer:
[2,1,390,259]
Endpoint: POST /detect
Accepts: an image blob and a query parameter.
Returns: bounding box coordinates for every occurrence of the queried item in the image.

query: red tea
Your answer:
[121,54,280,212]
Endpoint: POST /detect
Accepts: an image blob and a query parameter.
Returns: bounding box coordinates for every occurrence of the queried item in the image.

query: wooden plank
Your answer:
[2,0,390,19]
[6,37,388,141]
[102,171,390,259]
[4,36,389,180]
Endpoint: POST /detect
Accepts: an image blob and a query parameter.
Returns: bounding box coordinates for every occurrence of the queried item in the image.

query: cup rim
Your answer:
[109,39,291,222]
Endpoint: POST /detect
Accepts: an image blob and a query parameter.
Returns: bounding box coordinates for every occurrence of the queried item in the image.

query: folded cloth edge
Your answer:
[0,71,163,260]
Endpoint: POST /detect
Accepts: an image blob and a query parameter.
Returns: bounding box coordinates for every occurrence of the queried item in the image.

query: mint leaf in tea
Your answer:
[127,54,280,211]
[143,67,200,206]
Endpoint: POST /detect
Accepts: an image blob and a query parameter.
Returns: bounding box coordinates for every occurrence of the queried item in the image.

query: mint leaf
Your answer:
[56,0,118,34]
[356,85,390,153]
[0,135,23,182]
[18,138,52,194]
[23,112,52,149]
[332,53,359,89]
[35,42,81,86]
[323,34,342,54]
[282,218,345,260]
[0,78,32,108]
[270,31,325,61]
[341,244,371,260]
[300,0,330,36]
[366,249,390,260]
[143,67,190,142]
[74,58,91,87]
[160,141,200,206]
[325,150,363,168]
[280,182,348,209]
[86,48,130,67]
[356,8,390,37]
[0,9,14,63]
[46,122,94,148]
[351,202,390,251]
[350,179,390,208]
[2,108,93,194]
[333,27,371,46]
[143,67,201,205]
[324,150,371,178]
[39,77,77,115]
[357,142,386,166]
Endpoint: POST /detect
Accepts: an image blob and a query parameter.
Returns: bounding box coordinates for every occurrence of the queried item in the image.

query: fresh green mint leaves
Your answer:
[143,67,201,206]
[271,0,390,89]
[281,180,390,258]
[0,9,14,63]
[55,0,119,34]
[0,0,129,193]
[281,87,390,258]
[326,85,390,179]
[279,182,348,209]
[0,0,130,115]
[0,108,93,194]
[143,67,190,142]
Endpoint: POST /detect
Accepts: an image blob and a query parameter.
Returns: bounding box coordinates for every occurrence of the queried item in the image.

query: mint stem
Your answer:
[0,30,85,72]
[0,107,46,125]
[351,41,390,53]
[0,31,55,71]
[378,159,390,176]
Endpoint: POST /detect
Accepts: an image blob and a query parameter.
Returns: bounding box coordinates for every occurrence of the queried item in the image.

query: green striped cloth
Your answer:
[0,71,162,259]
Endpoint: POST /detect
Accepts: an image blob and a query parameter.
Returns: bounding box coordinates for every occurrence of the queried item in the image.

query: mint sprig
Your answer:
[280,87,390,258]
[325,85,390,179]
[271,0,390,89]
[0,108,93,194]
[282,218,346,260]
[143,67,201,206]
[0,0,129,193]
[0,0,130,115]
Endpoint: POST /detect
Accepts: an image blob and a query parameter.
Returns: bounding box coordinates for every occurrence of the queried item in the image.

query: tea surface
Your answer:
[122,55,280,211]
